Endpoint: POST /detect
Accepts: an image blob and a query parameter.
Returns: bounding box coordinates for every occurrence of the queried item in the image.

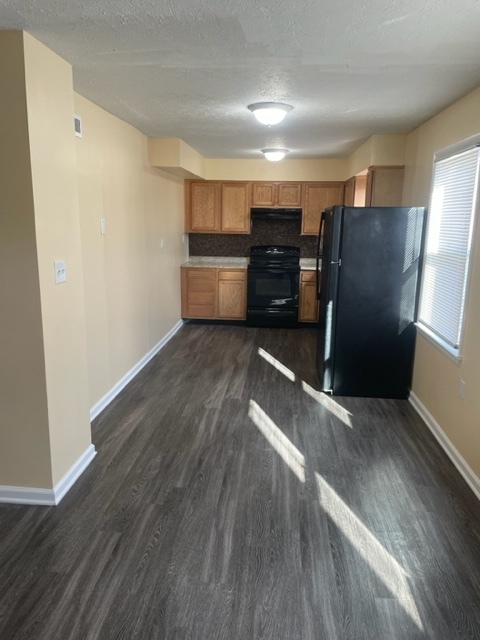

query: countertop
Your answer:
[300,258,317,270]
[181,257,249,268]
[182,256,318,270]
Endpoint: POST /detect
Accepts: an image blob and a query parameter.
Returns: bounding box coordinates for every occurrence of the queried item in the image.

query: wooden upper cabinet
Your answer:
[186,181,221,232]
[302,182,344,235]
[252,183,276,206]
[251,182,303,207]
[277,183,303,206]
[344,177,356,207]
[343,174,368,207]
[365,166,405,206]
[221,183,250,233]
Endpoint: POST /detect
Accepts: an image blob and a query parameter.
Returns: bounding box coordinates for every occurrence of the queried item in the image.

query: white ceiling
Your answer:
[2,0,480,159]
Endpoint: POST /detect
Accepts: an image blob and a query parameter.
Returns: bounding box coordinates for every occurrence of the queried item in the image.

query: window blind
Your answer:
[418,145,480,351]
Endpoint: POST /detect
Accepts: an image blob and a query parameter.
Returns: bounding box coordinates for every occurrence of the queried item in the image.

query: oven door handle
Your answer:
[248,268,298,274]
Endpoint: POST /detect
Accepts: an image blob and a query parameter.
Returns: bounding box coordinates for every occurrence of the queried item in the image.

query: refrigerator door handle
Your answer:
[316,211,326,300]
[331,259,342,266]
[316,255,323,300]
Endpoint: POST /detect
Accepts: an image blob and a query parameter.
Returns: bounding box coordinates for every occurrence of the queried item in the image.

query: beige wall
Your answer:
[0,32,92,488]
[24,34,92,486]
[403,86,480,479]
[347,134,407,178]
[74,94,186,409]
[0,32,53,487]
[204,158,348,181]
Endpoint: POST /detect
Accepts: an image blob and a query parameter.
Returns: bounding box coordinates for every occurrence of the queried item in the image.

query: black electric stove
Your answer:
[246,246,300,327]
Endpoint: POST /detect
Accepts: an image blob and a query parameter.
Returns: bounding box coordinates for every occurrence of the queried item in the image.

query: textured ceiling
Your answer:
[1,0,480,158]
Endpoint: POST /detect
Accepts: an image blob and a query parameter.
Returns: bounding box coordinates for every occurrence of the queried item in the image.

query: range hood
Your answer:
[251,207,302,221]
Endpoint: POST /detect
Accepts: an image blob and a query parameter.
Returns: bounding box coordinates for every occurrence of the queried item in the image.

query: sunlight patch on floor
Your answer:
[301,381,353,428]
[249,400,422,630]
[257,347,296,382]
[315,473,423,630]
[248,399,305,482]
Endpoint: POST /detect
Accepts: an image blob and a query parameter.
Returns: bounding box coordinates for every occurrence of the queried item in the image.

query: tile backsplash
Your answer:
[188,219,318,258]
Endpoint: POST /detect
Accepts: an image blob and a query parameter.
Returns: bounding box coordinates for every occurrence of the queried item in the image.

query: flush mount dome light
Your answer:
[248,102,293,125]
[261,148,289,162]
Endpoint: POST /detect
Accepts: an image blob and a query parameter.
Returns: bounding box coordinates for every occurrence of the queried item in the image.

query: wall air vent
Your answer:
[74,114,82,138]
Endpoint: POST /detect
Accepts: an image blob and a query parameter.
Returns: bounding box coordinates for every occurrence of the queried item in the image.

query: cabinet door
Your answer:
[299,271,319,322]
[252,183,276,206]
[187,182,221,232]
[366,166,405,206]
[217,269,246,319]
[277,183,303,207]
[302,183,344,235]
[343,177,356,207]
[221,183,250,233]
[181,268,217,318]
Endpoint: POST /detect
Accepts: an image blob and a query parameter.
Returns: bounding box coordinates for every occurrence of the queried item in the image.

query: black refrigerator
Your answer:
[316,205,426,399]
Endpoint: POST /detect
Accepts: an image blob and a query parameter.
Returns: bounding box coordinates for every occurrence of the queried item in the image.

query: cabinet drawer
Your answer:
[186,272,216,291]
[301,270,317,283]
[218,269,247,281]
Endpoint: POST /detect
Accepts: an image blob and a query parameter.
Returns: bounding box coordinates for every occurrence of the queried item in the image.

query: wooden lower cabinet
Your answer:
[181,267,246,320]
[181,268,217,318]
[217,269,247,319]
[299,270,319,322]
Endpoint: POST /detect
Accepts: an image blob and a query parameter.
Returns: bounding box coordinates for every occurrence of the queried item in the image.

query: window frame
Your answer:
[416,133,480,365]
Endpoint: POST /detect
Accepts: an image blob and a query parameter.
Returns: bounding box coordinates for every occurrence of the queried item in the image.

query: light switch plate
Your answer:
[54,259,67,284]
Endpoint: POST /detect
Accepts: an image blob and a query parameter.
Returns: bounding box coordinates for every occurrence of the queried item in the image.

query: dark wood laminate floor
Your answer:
[1,324,480,640]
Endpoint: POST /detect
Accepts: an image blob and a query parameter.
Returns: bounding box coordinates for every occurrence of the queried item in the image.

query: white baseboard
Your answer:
[0,444,96,506]
[90,320,184,421]
[409,391,480,502]
[0,323,183,507]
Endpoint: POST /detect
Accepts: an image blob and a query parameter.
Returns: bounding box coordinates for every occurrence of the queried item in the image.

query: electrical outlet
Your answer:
[54,259,67,284]
[459,379,466,399]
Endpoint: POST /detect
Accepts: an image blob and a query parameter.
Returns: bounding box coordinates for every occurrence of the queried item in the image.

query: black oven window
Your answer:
[256,277,292,297]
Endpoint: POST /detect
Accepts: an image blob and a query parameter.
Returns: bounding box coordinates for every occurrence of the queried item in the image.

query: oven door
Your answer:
[247,267,299,309]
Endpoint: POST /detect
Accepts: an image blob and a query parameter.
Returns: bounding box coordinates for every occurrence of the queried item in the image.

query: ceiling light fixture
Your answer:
[261,148,289,162]
[248,102,293,126]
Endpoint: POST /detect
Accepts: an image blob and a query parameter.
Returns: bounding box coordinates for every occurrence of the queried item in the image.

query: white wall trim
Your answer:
[90,320,184,422]
[409,391,480,502]
[0,443,96,506]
